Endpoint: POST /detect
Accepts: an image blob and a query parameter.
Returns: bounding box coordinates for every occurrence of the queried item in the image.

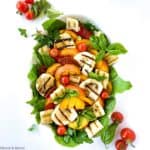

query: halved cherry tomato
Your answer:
[16,1,29,13]
[115,139,128,150]
[60,76,70,85]
[100,90,109,100]
[25,10,34,20]
[76,24,92,39]
[121,128,136,143]
[49,48,60,58]
[25,0,34,4]
[57,126,67,136]
[111,112,124,123]
[77,42,87,52]
[45,98,55,110]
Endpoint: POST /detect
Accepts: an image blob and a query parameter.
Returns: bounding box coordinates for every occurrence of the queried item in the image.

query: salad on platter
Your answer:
[27,16,134,148]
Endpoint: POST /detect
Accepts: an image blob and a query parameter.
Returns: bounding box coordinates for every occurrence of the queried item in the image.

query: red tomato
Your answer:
[38,65,47,75]
[100,90,109,100]
[60,76,70,85]
[111,112,124,123]
[45,102,55,110]
[76,24,92,39]
[121,128,136,143]
[16,1,29,13]
[77,42,87,52]
[115,139,128,150]
[25,10,34,20]
[49,48,60,58]
[57,126,67,136]
[25,0,34,4]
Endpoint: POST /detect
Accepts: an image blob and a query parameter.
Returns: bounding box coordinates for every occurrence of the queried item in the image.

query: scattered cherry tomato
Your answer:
[115,139,128,150]
[25,10,34,20]
[121,128,136,143]
[25,0,34,4]
[77,42,87,52]
[111,112,124,123]
[76,24,92,39]
[16,1,29,13]
[49,48,60,58]
[57,126,67,136]
[60,76,70,85]
[38,65,47,75]
[100,90,109,100]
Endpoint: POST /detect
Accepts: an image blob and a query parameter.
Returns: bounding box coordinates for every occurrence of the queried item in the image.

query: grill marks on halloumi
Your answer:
[51,105,78,125]
[74,52,96,76]
[54,33,76,50]
[36,73,55,96]
[85,120,103,138]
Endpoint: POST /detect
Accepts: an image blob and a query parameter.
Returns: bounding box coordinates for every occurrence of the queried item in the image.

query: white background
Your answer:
[0,0,150,149]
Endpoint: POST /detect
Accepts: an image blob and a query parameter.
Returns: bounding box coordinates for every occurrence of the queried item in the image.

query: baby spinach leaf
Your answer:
[107,43,127,55]
[100,122,118,144]
[99,115,110,127]
[110,67,132,94]
[83,22,99,32]
[104,97,116,115]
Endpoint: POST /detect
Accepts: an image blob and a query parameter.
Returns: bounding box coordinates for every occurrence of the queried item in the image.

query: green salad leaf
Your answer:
[110,67,132,94]
[100,122,118,144]
[107,43,127,55]
[99,115,110,127]
[18,28,28,38]
[83,22,99,32]
[47,7,63,18]
[88,72,105,81]
[104,97,116,115]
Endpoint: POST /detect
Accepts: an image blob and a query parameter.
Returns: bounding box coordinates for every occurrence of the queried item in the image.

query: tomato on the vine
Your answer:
[57,126,67,136]
[25,0,34,4]
[16,1,29,13]
[111,112,124,123]
[25,10,34,20]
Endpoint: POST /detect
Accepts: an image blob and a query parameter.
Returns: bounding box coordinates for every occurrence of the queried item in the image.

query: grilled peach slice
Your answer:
[46,63,61,75]
[60,48,78,56]
[96,60,109,72]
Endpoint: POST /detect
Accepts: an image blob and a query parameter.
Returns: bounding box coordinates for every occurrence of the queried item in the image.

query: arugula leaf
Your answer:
[110,67,132,93]
[41,54,55,67]
[88,72,105,81]
[104,97,116,115]
[107,43,127,55]
[83,22,99,32]
[31,0,51,18]
[18,28,28,38]
[47,7,63,18]
[100,122,118,144]
[28,124,38,132]
[42,19,66,33]
[81,107,96,121]
[96,50,105,61]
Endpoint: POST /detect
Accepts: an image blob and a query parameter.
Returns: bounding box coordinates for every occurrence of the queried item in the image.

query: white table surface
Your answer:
[0,0,150,149]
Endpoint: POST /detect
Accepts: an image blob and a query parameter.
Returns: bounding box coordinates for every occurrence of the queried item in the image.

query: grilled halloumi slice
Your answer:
[36,73,55,96]
[70,75,81,83]
[80,79,103,101]
[40,109,53,124]
[54,32,75,50]
[50,85,65,102]
[92,100,105,117]
[85,120,103,138]
[104,53,118,66]
[74,52,96,75]
[95,69,109,89]
[51,105,78,125]
[66,17,80,32]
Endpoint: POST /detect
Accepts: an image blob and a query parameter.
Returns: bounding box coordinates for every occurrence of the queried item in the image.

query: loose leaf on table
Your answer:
[18,28,28,38]
[107,43,127,55]
[100,122,118,144]
[110,67,132,94]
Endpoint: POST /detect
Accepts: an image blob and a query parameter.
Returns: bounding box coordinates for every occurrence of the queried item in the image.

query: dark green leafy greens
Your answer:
[18,28,28,38]
[110,67,132,94]
[83,22,99,32]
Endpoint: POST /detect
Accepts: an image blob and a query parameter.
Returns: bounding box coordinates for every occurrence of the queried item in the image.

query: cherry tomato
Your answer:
[121,128,136,143]
[57,126,67,136]
[25,10,34,20]
[60,76,70,85]
[115,139,128,150]
[25,0,34,4]
[16,1,29,13]
[45,102,55,110]
[100,90,109,100]
[77,42,87,52]
[111,112,124,123]
[76,24,92,39]
[49,48,60,58]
